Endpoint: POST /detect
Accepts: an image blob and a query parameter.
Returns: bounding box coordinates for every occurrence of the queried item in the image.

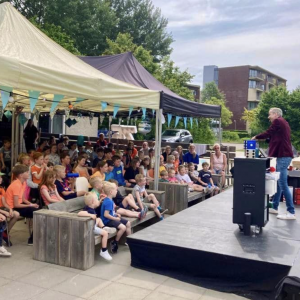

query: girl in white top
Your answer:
[176,165,205,192]
[210,143,227,187]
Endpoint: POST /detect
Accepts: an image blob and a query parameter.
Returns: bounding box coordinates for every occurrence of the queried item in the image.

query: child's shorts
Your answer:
[136,197,153,209]
[106,218,128,229]
[118,202,130,210]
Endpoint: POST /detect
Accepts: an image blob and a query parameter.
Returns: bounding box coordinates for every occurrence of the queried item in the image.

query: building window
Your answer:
[248,102,258,110]
[249,69,257,78]
[249,80,256,88]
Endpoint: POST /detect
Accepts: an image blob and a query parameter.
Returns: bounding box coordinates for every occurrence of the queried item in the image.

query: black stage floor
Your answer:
[127,188,300,300]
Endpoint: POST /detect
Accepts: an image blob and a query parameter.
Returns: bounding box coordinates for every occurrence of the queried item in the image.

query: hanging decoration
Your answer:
[138,120,152,135]
[65,108,70,119]
[152,109,155,117]
[35,109,40,121]
[0,86,13,109]
[118,117,122,125]
[129,106,134,117]
[183,117,187,128]
[50,94,64,113]
[101,102,107,111]
[175,116,181,128]
[142,108,146,119]
[0,106,3,121]
[77,112,82,121]
[167,114,172,127]
[65,118,74,128]
[72,118,77,126]
[108,115,113,123]
[4,110,12,122]
[19,114,28,126]
[99,114,105,125]
[127,116,130,125]
[89,112,94,125]
[68,101,73,110]
[189,117,193,129]
[29,90,40,112]
[161,111,166,124]
[50,110,56,120]
[113,104,120,118]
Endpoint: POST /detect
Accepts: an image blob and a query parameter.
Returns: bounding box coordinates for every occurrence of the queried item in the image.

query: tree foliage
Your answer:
[205,97,232,127]
[201,82,226,103]
[110,0,173,59]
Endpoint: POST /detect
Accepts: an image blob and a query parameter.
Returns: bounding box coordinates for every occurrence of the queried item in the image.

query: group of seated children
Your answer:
[77,174,164,261]
[159,162,219,197]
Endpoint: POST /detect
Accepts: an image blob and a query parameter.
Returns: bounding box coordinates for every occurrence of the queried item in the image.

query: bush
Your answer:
[222,131,239,141]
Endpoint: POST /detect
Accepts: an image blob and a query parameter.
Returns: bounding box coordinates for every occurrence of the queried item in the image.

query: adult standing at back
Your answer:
[252,107,295,220]
[183,144,199,170]
[23,119,39,152]
[210,143,227,187]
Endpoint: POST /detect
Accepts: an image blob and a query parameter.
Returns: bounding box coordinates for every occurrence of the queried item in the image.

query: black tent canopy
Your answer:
[79,52,221,118]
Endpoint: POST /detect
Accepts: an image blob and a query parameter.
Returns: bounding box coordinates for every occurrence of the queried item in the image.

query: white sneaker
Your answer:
[269,208,278,214]
[103,227,117,234]
[277,213,296,220]
[0,246,11,257]
[100,250,112,261]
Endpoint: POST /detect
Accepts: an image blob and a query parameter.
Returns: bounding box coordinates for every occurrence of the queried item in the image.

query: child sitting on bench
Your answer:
[132,174,164,220]
[78,192,115,261]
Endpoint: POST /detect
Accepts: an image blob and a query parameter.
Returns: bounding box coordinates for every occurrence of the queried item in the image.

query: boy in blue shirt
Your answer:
[105,160,114,181]
[198,162,219,196]
[101,182,131,253]
[112,155,130,187]
[78,192,115,261]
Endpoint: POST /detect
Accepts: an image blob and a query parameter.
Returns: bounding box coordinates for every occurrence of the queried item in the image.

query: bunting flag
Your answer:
[101,102,107,111]
[189,117,193,128]
[167,113,172,127]
[142,107,146,119]
[129,106,134,116]
[195,118,198,126]
[75,97,84,104]
[50,94,64,113]
[113,104,120,118]
[34,109,40,121]
[183,117,187,128]
[100,114,105,125]
[152,109,155,116]
[29,90,40,112]
[175,116,181,127]
[19,114,28,126]
[0,86,13,109]
[4,110,12,122]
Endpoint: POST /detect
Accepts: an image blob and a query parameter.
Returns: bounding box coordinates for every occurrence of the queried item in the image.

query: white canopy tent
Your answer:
[0,2,160,112]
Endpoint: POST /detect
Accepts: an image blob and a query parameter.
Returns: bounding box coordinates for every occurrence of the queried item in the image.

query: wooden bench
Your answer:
[33,189,165,270]
[149,182,207,215]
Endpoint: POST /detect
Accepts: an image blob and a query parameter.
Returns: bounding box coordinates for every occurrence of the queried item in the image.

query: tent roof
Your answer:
[80,52,221,118]
[0,3,160,113]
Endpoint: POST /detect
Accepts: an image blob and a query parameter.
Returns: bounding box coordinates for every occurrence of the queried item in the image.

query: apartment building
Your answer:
[203,65,286,130]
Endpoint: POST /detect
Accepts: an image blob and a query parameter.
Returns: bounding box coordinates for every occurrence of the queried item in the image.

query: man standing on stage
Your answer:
[252,107,296,220]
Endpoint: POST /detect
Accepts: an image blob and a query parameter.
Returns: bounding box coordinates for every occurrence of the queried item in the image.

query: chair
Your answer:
[75,177,89,192]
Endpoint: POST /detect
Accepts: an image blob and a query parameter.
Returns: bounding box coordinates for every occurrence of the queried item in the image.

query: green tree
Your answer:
[30,18,80,55]
[110,0,174,59]
[201,82,226,103]
[205,97,232,127]
[287,88,300,147]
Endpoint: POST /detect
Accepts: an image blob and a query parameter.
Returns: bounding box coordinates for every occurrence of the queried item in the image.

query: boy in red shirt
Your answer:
[6,165,39,245]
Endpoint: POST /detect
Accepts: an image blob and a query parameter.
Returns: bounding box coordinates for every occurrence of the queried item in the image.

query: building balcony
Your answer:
[267,77,276,85]
[249,70,265,81]
[256,84,265,91]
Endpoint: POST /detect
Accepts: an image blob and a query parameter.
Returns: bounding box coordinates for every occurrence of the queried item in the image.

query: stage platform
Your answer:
[127,188,300,300]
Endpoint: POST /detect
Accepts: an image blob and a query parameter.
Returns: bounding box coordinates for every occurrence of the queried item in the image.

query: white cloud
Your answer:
[151,0,300,89]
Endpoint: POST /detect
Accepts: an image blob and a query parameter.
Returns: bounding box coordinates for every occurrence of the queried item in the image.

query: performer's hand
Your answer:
[251,136,256,140]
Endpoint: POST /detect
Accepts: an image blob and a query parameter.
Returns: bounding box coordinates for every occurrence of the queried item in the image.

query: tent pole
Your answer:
[219,118,222,144]
[108,116,112,143]
[154,109,162,190]
[11,110,15,171]
[15,114,19,163]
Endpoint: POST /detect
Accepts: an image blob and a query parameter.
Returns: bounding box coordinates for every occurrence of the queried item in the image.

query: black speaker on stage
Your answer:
[233,158,271,229]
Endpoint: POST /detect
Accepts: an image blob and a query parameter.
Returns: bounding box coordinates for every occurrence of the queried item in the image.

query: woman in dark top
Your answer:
[23,119,39,152]
[124,158,140,187]
[122,148,133,170]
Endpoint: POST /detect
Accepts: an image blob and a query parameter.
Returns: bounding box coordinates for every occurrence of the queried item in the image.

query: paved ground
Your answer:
[0,220,247,300]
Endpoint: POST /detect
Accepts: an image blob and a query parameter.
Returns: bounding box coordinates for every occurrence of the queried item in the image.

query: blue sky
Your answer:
[151,0,300,90]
